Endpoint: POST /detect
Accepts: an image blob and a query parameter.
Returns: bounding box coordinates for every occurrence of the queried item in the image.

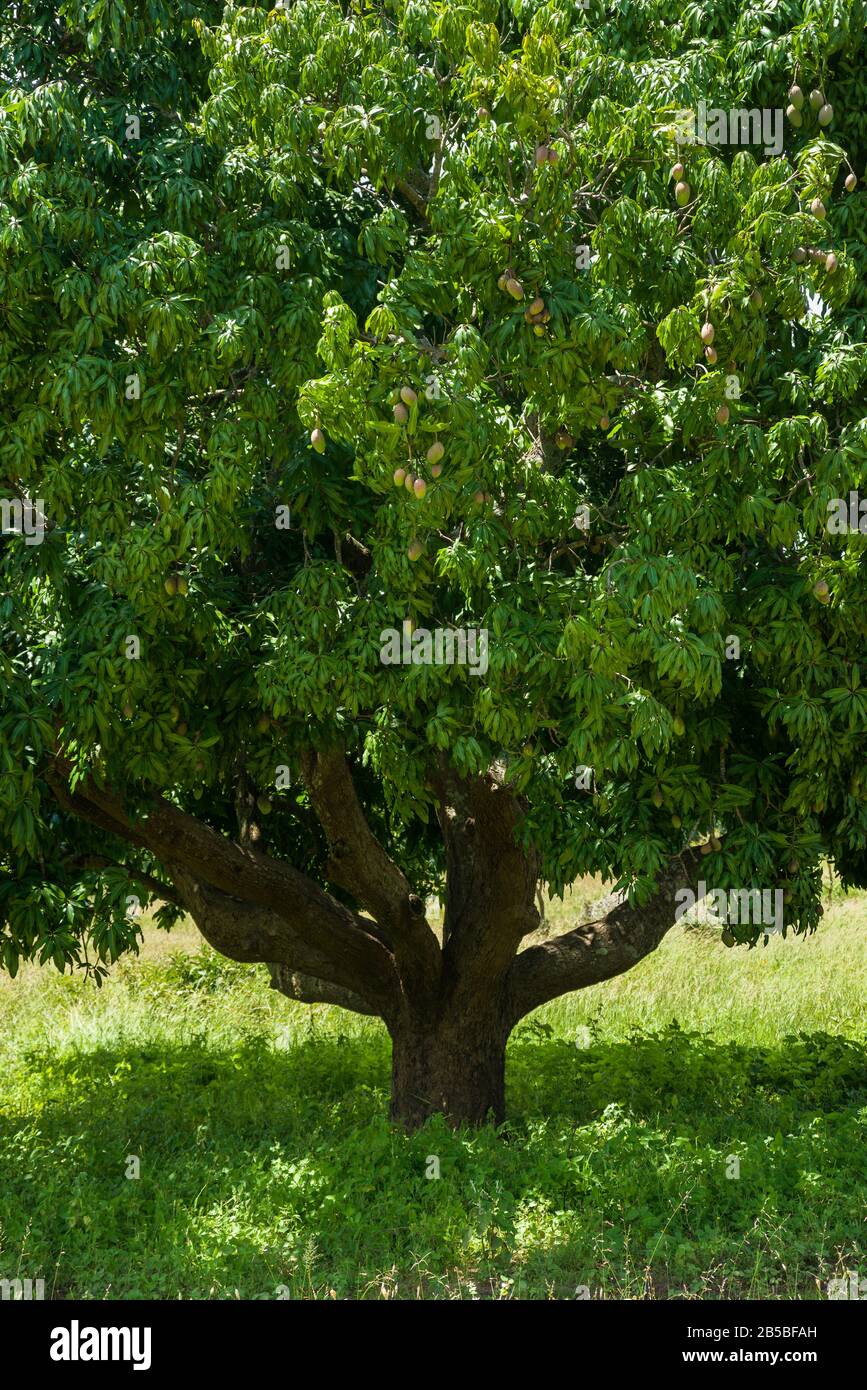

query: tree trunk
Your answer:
[389,1009,509,1130]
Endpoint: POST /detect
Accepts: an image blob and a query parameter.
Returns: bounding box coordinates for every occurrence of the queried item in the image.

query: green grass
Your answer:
[0,887,865,1300]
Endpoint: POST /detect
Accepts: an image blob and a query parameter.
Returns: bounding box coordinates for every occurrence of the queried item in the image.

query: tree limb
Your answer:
[156,867,385,1017]
[268,962,377,1016]
[300,748,441,1002]
[45,759,398,1015]
[505,848,709,1025]
[392,175,430,222]
[432,764,540,1006]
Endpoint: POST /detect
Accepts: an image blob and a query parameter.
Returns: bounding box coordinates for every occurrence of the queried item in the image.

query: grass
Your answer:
[0,883,865,1300]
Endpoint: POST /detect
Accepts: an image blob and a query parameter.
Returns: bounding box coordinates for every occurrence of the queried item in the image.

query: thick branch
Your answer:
[268,962,377,1016]
[300,748,441,1002]
[45,760,398,1015]
[433,765,540,1006]
[505,848,709,1025]
[300,748,415,927]
[393,175,429,221]
[160,868,384,1017]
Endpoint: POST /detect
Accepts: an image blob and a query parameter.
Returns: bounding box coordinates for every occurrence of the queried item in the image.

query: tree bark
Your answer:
[389,1005,509,1130]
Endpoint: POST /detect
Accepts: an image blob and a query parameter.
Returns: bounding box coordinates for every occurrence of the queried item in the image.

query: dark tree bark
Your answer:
[389,1004,509,1128]
[45,751,710,1130]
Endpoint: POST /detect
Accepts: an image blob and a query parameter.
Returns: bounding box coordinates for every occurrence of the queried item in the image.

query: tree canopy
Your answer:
[2,0,866,1083]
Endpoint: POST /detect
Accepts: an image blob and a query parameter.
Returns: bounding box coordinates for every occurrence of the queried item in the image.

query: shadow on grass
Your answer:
[1,1023,865,1298]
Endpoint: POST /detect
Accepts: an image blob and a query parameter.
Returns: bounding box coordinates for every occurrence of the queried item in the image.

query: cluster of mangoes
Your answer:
[497,268,524,300]
[786,84,834,128]
[523,295,551,337]
[793,245,839,272]
[390,384,445,503]
[699,321,731,423]
[496,271,556,343]
[670,161,691,206]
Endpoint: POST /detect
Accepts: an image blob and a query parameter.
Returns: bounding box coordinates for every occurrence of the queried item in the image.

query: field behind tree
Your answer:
[0,881,864,1300]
